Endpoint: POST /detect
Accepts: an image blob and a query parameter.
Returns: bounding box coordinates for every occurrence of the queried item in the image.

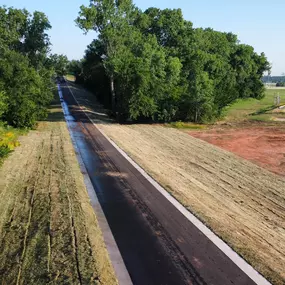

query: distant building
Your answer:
[262,76,285,83]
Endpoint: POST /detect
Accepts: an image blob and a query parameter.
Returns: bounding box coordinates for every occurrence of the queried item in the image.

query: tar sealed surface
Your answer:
[60,82,257,285]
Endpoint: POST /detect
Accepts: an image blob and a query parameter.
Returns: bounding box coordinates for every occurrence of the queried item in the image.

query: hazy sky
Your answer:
[2,0,285,75]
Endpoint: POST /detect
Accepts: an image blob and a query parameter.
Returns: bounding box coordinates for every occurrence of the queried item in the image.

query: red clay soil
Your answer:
[189,126,285,176]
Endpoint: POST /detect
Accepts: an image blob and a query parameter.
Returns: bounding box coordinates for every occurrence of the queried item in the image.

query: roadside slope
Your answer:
[68,81,285,285]
[98,124,285,285]
[0,99,117,284]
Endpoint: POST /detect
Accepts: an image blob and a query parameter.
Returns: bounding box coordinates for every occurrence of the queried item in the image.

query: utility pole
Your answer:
[274,93,280,106]
[268,70,271,85]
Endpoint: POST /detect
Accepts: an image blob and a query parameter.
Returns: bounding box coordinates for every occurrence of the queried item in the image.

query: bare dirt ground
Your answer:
[0,99,117,284]
[189,125,285,176]
[68,82,285,285]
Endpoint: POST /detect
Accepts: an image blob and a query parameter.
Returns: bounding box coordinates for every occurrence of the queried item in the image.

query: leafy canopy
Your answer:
[0,6,54,128]
[76,1,270,123]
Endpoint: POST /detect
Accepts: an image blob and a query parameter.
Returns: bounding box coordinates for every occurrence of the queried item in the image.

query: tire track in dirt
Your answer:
[0,134,44,282]
[0,137,38,241]
[65,176,83,285]
[17,132,60,284]
[16,146,45,284]
[47,132,54,275]
[48,128,80,284]
[59,130,83,285]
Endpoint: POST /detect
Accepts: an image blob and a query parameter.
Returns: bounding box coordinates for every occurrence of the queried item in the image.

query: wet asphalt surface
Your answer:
[60,82,257,285]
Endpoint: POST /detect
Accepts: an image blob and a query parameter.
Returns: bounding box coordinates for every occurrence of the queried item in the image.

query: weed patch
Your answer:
[0,145,11,160]
[0,124,25,163]
[167,121,206,130]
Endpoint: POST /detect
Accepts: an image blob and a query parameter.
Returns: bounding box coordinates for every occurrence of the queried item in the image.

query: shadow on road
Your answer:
[61,82,114,125]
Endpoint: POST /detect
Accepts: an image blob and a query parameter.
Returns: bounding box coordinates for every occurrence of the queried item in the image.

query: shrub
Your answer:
[0,50,53,128]
[276,82,285,87]
[0,145,11,160]
[0,91,8,118]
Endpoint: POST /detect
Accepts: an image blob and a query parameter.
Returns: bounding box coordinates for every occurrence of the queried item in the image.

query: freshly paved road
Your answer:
[60,82,257,285]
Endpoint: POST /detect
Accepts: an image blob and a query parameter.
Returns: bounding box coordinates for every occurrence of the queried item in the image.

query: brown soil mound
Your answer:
[190,126,285,176]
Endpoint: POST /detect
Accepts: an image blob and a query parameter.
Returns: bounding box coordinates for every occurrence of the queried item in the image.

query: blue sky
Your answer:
[2,0,284,75]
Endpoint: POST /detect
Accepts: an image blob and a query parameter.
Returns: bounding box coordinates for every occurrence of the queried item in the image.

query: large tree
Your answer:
[76,0,136,114]
[76,1,270,123]
[0,6,54,127]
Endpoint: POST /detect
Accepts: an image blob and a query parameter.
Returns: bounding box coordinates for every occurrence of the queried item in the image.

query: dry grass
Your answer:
[0,99,117,284]
[100,124,285,284]
[68,83,285,285]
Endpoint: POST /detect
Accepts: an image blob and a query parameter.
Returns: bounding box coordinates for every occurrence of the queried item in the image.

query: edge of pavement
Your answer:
[57,84,133,285]
[65,80,272,285]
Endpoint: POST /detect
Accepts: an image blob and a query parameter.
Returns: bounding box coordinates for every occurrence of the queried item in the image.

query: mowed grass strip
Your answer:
[0,98,117,284]
[68,83,285,285]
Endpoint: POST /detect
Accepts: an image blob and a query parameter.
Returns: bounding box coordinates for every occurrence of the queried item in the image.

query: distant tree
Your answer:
[80,40,111,107]
[67,59,83,82]
[49,54,69,76]
[276,82,285,87]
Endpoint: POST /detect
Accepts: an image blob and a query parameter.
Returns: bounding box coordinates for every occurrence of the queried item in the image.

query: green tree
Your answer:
[0,6,54,128]
[22,11,51,69]
[0,7,29,51]
[0,50,53,127]
[50,54,69,76]
[80,40,111,107]
[76,2,270,123]
[0,91,8,118]
[68,59,83,77]
[76,0,136,114]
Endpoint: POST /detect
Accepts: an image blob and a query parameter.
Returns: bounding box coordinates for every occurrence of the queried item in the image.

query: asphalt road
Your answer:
[60,82,258,285]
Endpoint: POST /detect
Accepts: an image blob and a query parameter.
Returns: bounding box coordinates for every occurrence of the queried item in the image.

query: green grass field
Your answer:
[65,74,76,82]
[224,89,285,122]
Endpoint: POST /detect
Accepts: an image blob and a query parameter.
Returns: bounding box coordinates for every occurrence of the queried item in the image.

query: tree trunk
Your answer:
[110,74,116,115]
[195,107,198,123]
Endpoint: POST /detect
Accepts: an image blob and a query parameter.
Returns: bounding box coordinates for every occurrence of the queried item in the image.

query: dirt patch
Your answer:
[189,126,285,176]
[0,100,117,284]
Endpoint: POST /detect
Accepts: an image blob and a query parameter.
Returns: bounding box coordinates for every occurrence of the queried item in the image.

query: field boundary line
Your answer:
[57,84,133,285]
[66,82,272,285]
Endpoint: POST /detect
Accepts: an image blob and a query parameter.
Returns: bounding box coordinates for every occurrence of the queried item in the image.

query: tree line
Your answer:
[71,0,270,123]
[0,6,69,128]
